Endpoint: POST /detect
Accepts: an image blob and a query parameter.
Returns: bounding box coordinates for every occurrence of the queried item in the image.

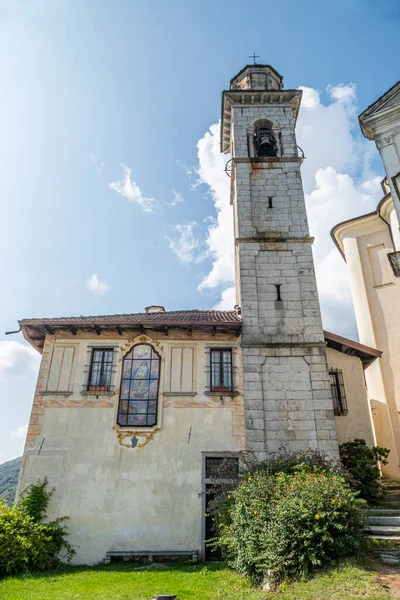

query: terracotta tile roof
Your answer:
[19,310,242,351]
[19,310,241,326]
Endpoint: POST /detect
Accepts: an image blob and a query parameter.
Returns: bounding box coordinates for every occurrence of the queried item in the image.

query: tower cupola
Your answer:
[230,64,284,91]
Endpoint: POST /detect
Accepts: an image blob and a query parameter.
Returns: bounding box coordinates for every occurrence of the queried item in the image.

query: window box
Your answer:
[89,385,109,392]
[213,386,230,393]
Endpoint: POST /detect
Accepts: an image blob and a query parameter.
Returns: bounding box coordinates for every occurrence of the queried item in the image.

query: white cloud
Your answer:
[163,189,184,208]
[213,286,236,310]
[169,190,184,207]
[10,423,28,440]
[165,222,206,264]
[109,164,158,213]
[195,123,234,293]
[187,83,382,336]
[0,341,40,381]
[87,273,110,295]
[296,84,376,193]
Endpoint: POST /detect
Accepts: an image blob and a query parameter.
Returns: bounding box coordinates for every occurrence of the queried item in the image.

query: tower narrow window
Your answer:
[268,197,273,208]
[275,284,282,301]
[117,344,161,427]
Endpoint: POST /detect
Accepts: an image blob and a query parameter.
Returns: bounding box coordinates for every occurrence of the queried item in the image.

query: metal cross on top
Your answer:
[249,52,260,64]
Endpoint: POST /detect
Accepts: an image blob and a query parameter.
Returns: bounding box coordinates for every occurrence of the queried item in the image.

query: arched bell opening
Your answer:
[253,119,278,158]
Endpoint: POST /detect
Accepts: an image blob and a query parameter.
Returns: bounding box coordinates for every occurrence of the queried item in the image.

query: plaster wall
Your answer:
[19,332,245,564]
[342,221,400,477]
[326,348,374,446]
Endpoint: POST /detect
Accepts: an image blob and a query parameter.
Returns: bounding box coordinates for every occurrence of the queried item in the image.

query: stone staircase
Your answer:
[364,480,400,565]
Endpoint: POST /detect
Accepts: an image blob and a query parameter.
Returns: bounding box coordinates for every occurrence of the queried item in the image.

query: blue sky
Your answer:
[1,0,399,463]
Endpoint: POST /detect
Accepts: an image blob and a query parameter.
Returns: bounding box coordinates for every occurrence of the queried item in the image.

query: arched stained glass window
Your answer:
[117,344,161,427]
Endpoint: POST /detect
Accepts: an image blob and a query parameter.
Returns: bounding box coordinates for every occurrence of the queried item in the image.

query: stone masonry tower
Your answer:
[221,64,339,460]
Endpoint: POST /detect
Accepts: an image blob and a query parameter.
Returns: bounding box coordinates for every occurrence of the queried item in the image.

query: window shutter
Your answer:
[169,347,194,392]
[47,347,75,392]
[181,348,194,392]
[170,348,182,392]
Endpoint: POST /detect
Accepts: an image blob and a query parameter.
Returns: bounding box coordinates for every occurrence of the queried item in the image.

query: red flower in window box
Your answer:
[89,385,108,392]
[213,386,230,392]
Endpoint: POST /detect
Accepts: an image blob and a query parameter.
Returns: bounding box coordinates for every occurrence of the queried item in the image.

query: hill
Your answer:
[0,456,22,504]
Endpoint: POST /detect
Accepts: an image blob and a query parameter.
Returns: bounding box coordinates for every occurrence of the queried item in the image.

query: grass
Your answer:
[0,559,392,600]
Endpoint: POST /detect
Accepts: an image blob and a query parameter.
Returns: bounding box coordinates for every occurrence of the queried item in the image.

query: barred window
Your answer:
[88,348,113,391]
[210,349,233,392]
[205,456,239,480]
[329,369,348,416]
[117,344,161,428]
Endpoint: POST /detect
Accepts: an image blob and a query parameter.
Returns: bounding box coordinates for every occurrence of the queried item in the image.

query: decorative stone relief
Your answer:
[112,424,160,448]
[376,135,394,150]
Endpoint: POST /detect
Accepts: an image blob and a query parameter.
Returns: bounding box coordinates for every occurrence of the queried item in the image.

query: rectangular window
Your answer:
[329,369,348,416]
[88,348,113,391]
[210,349,233,392]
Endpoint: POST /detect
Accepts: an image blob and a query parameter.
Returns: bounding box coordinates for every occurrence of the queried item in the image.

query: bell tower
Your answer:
[222,64,339,460]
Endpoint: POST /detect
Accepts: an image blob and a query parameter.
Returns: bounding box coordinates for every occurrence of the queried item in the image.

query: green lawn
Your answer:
[0,560,392,600]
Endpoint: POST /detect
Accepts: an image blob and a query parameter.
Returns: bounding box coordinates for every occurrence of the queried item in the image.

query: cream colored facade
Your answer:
[332,193,400,478]
[16,316,378,564]
[18,325,246,564]
[326,347,375,446]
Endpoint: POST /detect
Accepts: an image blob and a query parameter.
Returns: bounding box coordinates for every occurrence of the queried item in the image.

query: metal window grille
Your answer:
[210,349,233,392]
[117,343,161,428]
[329,369,348,416]
[203,455,239,561]
[205,456,239,480]
[88,348,113,391]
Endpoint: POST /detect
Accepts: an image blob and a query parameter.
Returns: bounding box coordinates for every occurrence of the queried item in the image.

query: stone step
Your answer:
[367,535,400,542]
[382,494,400,502]
[373,547,400,565]
[366,516,400,526]
[364,525,400,536]
[383,484,400,491]
[366,509,400,516]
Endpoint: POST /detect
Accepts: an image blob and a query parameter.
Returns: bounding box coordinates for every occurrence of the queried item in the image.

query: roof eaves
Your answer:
[324,330,382,366]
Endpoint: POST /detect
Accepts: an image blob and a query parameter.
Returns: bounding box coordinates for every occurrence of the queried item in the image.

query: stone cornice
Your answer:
[235,236,314,246]
[221,88,302,153]
[331,195,393,260]
[233,156,302,164]
[359,81,400,139]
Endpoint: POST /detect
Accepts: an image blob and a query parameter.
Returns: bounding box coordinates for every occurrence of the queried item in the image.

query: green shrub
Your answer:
[0,478,74,576]
[339,439,390,503]
[211,461,366,585]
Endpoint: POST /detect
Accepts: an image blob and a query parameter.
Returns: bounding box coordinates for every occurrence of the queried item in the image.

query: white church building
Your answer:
[15,65,400,564]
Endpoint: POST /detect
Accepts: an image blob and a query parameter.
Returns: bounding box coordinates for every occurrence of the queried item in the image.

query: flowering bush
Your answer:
[0,478,74,575]
[211,458,366,584]
[339,438,390,503]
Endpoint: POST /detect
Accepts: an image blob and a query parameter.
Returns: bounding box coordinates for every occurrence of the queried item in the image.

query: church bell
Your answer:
[254,127,278,157]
